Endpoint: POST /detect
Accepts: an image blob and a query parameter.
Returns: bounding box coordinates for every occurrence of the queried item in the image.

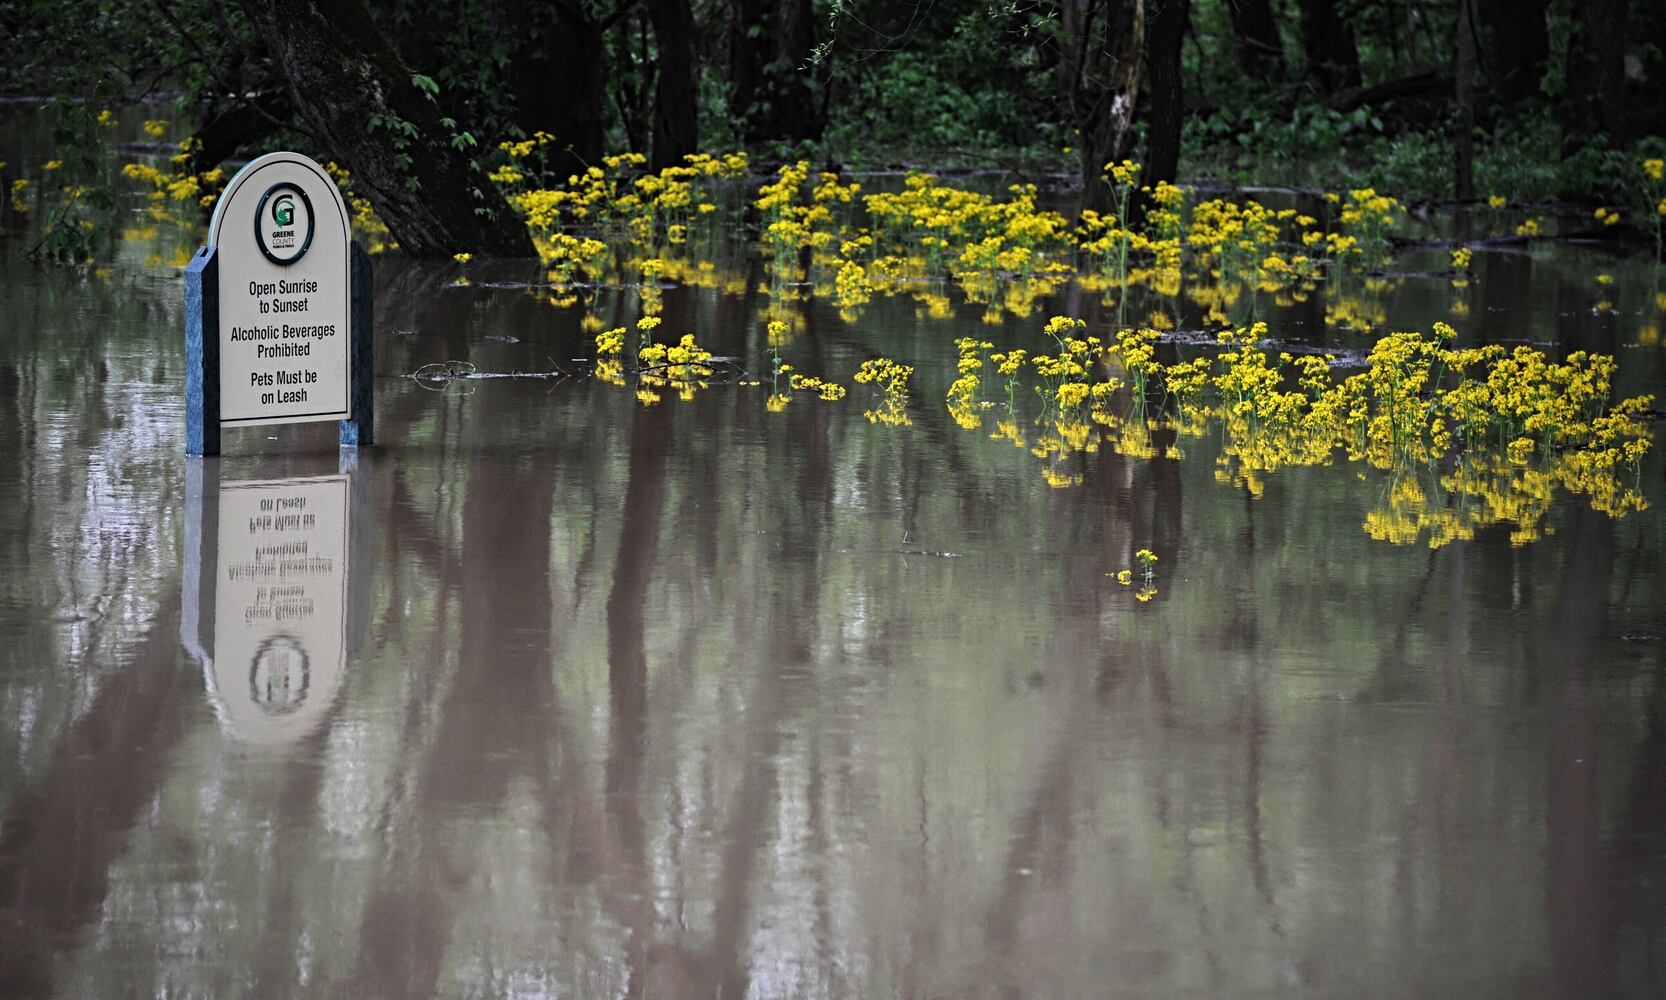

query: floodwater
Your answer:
[5,139,1666,1000]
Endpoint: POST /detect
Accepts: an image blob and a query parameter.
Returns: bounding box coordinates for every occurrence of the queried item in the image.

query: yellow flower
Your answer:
[1644,158,1665,182]
[452,252,472,263]
[143,119,169,138]
[1114,569,1132,585]
[42,160,62,172]
[1487,194,1507,209]
[96,109,116,128]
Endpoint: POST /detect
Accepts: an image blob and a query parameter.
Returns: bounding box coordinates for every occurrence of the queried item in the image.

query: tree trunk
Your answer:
[1224,0,1285,79]
[1144,0,1189,190]
[1299,0,1361,94]
[489,0,608,183]
[187,90,293,175]
[729,0,770,134]
[727,0,819,144]
[1559,0,1628,145]
[1453,0,1476,200]
[765,0,820,142]
[648,0,699,170]
[1478,0,1547,105]
[1069,0,1146,215]
[240,0,533,257]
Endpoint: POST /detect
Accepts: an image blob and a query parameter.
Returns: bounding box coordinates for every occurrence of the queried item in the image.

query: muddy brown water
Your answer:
[4,141,1666,997]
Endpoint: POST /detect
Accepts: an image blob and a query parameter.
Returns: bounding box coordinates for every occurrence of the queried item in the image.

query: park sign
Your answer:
[185,151,372,454]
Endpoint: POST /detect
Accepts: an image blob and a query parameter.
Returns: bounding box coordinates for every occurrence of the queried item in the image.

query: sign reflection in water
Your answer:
[181,455,372,744]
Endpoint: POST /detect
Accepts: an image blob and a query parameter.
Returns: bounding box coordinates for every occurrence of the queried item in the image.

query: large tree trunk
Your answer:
[1559,0,1628,146]
[766,0,820,142]
[489,0,608,183]
[728,0,770,133]
[1453,0,1476,200]
[186,90,293,175]
[729,0,820,144]
[1299,0,1361,95]
[648,0,699,170]
[1224,0,1285,80]
[1144,0,1190,191]
[1068,0,1146,215]
[240,0,534,258]
[1478,0,1547,105]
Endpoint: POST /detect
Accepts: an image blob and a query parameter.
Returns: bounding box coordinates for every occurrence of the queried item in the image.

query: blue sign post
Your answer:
[185,151,372,455]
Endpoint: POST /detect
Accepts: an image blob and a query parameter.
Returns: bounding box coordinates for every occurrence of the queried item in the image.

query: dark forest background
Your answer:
[4,0,1665,253]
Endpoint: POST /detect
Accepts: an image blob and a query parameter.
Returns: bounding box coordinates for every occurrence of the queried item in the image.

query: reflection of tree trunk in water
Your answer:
[350,442,559,998]
[1545,502,1614,999]
[1603,655,1666,980]
[247,726,336,992]
[708,403,834,1000]
[603,397,672,995]
[977,736,1078,996]
[1474,247,1532,347]
[0,363,32,575]
[1392,545,1468,963]
[0,594,186,999]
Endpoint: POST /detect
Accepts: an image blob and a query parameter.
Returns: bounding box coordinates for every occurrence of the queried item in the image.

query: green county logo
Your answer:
[254,182,314,266]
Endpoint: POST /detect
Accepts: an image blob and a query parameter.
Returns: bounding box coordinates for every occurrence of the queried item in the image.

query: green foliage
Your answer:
[29,92,123,263]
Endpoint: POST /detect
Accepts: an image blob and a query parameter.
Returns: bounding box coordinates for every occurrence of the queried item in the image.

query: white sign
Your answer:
[208,152,351,426]
[207,475,350,744]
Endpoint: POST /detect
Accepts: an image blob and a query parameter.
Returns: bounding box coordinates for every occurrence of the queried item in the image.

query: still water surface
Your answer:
[4,151,1666,998]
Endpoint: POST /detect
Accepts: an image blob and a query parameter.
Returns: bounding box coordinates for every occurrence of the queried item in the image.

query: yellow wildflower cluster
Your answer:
[947,315,1655,547]
[853,357,914,426]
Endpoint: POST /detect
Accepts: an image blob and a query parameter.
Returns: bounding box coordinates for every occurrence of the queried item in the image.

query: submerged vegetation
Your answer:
[3,0,1665,557]
[12,120,1661,549]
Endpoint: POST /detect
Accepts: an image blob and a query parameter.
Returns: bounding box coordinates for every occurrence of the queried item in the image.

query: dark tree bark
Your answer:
[240,0,534,257]
[1478,0,1548,105]
[729,0,770,134]
[186,90,293,175]
[488,0,609,182]
[1143,0,1189,191]
[1224,0,1285,79]
[614,6,656,156]
[648,0,698,169]
[1559,0,1628,145]
[1453,0,1476,200]
[1299,0,1361,94]
[1064,0,1146,215]
[729,0,821,144]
